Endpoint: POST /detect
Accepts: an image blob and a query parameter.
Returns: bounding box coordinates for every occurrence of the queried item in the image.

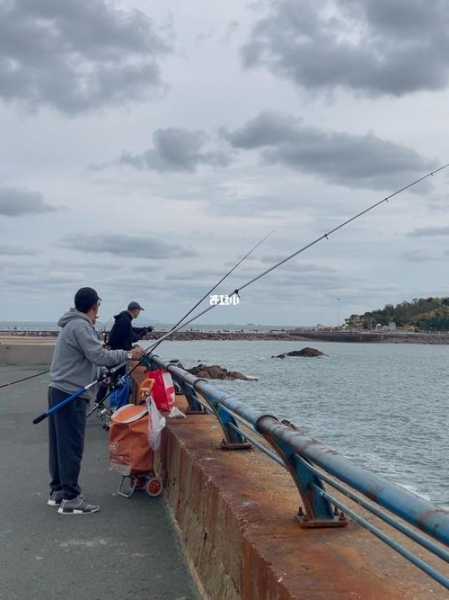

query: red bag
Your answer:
[146,369,175,413]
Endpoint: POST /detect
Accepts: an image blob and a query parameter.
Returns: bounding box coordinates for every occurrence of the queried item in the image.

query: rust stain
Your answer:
[160,396,448,600]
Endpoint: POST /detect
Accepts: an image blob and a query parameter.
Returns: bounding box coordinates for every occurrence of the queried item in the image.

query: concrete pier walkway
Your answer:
[0,366,199,600]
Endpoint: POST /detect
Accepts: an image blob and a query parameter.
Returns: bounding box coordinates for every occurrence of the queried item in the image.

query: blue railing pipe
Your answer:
[151,356,339,522]
[151,356,449,544]
[151,357,262,426]
[153,357,449,546]
[150,358,252,446]
[148,354,449,589]
[256,416,449,548]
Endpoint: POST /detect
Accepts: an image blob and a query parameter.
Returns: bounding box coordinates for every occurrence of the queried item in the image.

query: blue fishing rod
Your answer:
[33,379,101,424]
[32,232,273,424]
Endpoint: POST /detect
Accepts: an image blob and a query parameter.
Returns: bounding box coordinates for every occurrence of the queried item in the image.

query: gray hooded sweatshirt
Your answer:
[50,309,129,399]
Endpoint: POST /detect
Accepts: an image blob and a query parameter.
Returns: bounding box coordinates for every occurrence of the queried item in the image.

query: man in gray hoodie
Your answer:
[48,287,144,514]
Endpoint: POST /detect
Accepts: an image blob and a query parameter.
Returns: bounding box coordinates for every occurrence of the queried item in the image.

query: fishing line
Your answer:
[33,162,449,422]
[142,162,449,354]
[96,231,275,406]
[148,230,274,355]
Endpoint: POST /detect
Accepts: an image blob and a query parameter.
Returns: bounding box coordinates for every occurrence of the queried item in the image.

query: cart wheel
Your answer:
[145,477,163,497]
[117,475,137,498]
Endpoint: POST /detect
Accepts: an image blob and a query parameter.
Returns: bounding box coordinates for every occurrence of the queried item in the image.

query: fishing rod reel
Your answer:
[86,367,123,428]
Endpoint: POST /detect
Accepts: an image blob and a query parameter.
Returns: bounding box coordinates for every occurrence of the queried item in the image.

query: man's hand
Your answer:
[131,346,145,360]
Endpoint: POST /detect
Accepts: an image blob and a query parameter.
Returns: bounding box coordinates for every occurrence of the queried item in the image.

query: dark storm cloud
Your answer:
[243,0,449,97]
[61,233,196,259]
[119,128,232,172]
[408,226,449,237]
[0,187,57,216]
[224,111,434,190]
[0,0,171,114]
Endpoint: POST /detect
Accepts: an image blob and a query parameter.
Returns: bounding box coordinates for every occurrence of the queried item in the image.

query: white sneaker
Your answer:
[58,495,100,515]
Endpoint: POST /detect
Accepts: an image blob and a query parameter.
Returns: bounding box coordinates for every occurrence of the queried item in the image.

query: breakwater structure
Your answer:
[2,340,449,598]
[289,329,449,344]
[4,328,449,344]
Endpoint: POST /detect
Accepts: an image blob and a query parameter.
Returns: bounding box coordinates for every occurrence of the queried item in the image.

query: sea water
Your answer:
[153,340,449,507]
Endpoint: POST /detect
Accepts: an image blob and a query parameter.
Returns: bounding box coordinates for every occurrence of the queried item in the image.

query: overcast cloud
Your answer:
[0,187,57,216]
[1,0,448,325]
[119,128,231,172]
[61,234,197,259]
[243,0,449,97]
[224,111,433,190]
[0,244,34,256]
[408,226,449,237]
[0,0,171,114]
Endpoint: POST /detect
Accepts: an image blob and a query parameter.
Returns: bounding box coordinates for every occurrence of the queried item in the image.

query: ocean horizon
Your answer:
[0,320,303,333]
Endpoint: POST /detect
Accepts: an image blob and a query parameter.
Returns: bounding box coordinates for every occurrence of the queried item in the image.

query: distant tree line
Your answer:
[346,297,449,331]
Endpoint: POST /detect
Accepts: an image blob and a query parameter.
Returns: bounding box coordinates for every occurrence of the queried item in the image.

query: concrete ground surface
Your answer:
[0,366,200,600]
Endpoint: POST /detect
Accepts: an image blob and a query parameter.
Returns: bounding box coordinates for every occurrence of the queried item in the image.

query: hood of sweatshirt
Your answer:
[57,308,92,328]
[113,310,132,322]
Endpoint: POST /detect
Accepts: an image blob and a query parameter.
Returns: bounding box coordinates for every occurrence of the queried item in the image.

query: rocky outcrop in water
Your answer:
[272,347,326,359]
[188,364,257,381]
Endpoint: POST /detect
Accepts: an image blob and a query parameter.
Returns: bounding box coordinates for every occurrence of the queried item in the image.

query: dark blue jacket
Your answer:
[108,311,149,351]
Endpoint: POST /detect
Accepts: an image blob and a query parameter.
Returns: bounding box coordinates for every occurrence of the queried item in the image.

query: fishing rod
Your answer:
[33,379,101,424]
[32,162,449,424]
[98,231,273,387]
[147,230,274,355]
[94,232,274,400]
[0,369,49,390]
[140,161,449,354]
[33,232,273,423]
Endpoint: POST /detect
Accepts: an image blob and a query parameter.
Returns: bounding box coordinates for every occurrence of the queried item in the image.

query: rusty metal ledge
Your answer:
[160,397,449,600]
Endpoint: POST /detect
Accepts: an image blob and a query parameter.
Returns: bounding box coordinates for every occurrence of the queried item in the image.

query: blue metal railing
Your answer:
[150,355,449,591]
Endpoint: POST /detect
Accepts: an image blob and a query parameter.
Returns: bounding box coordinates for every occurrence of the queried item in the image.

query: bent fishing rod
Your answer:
[32,232,273,424]
[140,161,449,355]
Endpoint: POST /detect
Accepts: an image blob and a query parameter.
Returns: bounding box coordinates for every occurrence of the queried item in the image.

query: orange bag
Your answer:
[109,404,153,476]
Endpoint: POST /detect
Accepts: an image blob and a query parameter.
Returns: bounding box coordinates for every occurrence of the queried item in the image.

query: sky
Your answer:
[1,0,449,326]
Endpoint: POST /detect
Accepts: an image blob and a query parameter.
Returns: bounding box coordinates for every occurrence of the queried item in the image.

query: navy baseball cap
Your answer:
[128,301,144,311]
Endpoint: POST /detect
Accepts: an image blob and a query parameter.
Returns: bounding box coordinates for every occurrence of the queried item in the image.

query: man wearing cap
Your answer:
[108,301,152,352]
[48,287,144,514]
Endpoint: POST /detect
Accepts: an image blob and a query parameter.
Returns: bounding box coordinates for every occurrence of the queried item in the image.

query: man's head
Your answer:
[127,300,144,320]
[75,287,101,323]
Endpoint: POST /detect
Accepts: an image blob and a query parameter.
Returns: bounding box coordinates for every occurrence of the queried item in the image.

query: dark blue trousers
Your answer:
[48,387,87,500]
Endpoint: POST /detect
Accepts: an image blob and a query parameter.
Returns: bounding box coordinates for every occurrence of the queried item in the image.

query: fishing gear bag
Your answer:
[145,369,175,413]
[108,376,132,412]
[109,399,166,476]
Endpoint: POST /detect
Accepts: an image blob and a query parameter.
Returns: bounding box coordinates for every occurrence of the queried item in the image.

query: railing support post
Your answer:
[196,391,251,450]
[256,416,346,528]
[178,380,207,414]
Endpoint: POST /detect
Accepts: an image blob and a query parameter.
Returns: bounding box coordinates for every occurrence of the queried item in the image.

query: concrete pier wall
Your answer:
[161,398,448,600]
[2,341,448,598]
[0,339,54,365]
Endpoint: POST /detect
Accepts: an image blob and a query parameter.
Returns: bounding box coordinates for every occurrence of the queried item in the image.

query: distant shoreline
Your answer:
[2,329,449,345]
